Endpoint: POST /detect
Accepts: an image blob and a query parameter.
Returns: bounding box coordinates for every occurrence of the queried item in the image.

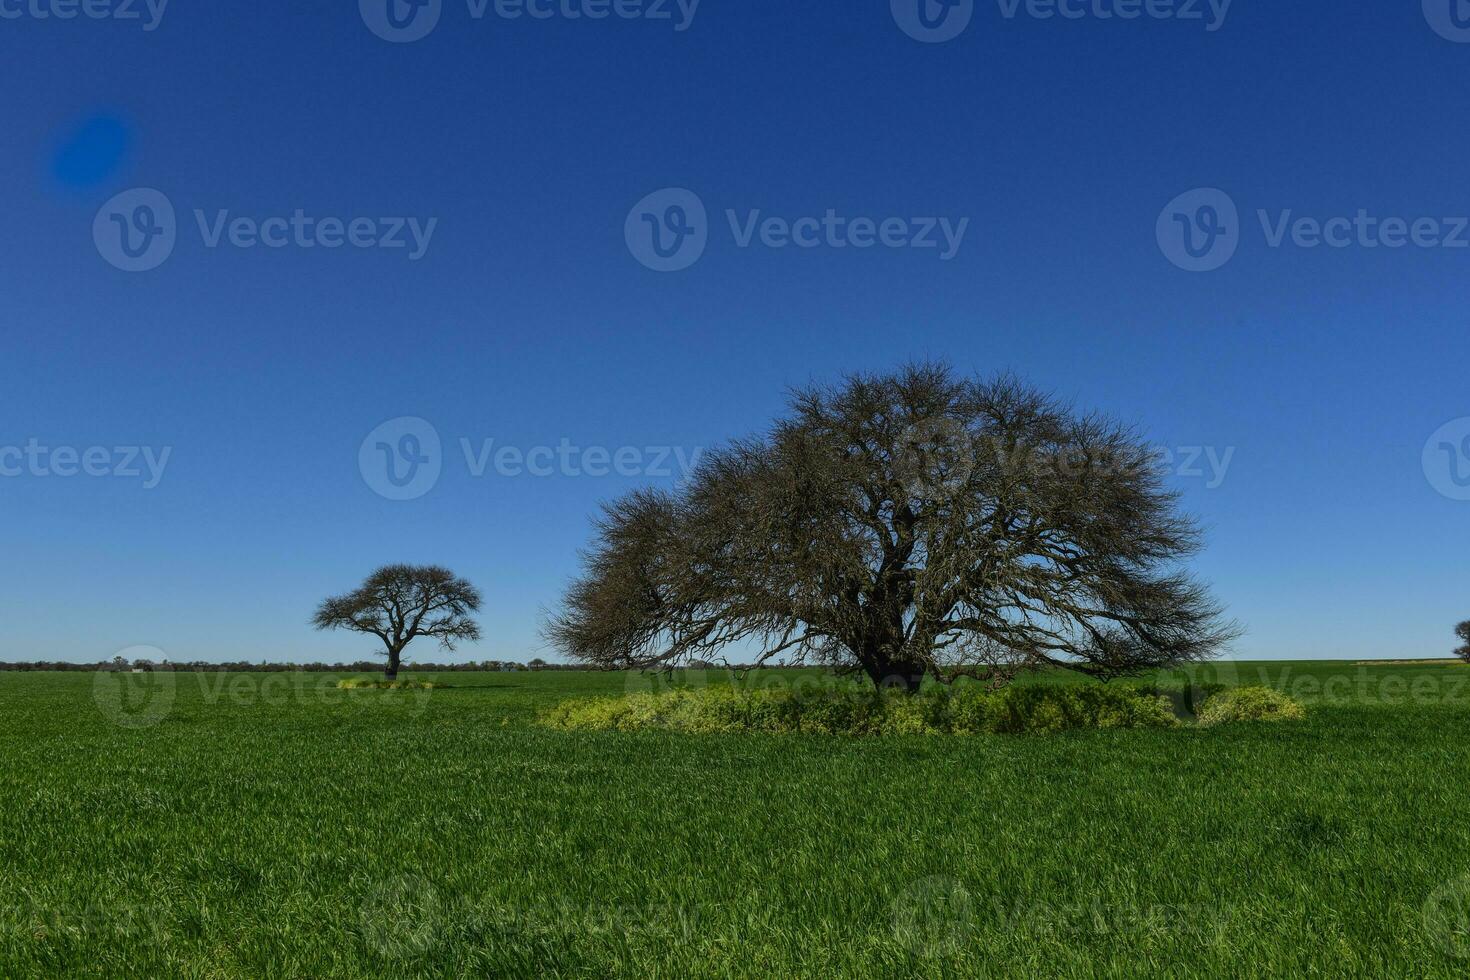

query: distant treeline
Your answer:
[0,658,583,673]
[1,658,780,673]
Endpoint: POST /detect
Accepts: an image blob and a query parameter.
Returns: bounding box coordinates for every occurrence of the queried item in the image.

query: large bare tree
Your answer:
[1456,621,1470,664]
[313,565,482,678]
[547,363,1237,692]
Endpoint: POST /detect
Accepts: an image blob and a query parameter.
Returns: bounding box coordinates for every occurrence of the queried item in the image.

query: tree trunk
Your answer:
[878,667,927,694]
[857,617,928,694]
[862,645,928,693]
[385,646,401,681]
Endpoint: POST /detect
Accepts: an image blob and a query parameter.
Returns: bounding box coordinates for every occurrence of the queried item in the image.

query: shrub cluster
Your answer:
[336,679,438,691]
[541,684,1185,736]
[1196,686,1306,727]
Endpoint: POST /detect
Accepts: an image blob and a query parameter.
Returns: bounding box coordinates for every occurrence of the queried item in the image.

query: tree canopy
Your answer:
[547,363,1237,691]
[313,564,482,678]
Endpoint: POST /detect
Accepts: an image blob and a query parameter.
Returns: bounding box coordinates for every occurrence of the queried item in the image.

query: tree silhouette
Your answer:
[548,363,1237,692]
[313,565,481,679]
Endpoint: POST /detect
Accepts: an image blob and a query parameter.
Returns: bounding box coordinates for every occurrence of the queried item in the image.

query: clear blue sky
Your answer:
[2,0,1467,664]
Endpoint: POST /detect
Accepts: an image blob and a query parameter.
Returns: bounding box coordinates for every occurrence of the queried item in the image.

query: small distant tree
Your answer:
[1456,621,1470,664]
[313,565,482,679]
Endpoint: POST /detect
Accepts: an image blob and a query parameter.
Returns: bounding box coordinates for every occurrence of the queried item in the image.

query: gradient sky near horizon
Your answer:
[2,0,1468,665]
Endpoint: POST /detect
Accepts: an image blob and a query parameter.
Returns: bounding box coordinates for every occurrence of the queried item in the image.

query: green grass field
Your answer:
[3,661,1470,978]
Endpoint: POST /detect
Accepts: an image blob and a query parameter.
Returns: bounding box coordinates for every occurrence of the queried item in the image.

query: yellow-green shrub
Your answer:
[541,684,1181,736]
[1196,686,1305,727]
[336,679,437,691]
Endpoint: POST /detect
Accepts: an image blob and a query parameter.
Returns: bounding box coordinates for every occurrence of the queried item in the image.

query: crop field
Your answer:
[3,662,1470,978]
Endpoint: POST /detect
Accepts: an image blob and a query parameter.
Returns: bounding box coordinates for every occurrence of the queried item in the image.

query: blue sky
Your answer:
[1,0,1467,664]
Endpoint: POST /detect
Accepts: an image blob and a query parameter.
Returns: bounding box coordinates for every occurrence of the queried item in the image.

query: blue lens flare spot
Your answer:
[51,114,132,188]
